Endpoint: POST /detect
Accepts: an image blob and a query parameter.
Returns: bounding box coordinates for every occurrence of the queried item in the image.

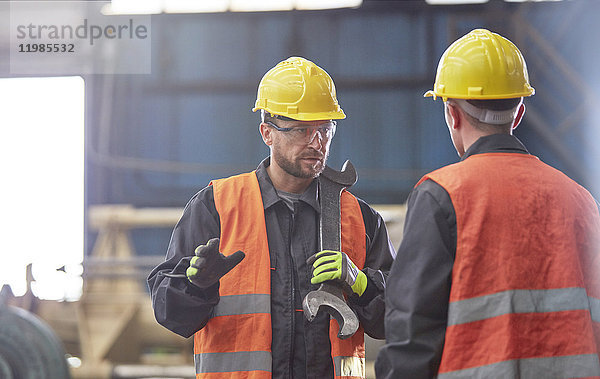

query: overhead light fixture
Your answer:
[109,0,362,14]
[230,0,294,12]
[504,0,562,2]
[164,0,229,13]
[425,0,488,4]
[296,0,363,10]
[425,0,562,3]
[109,0,162,14]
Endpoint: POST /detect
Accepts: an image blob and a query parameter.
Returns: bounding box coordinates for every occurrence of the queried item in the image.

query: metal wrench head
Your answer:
[321,160,357,187]
[302,283,359,340]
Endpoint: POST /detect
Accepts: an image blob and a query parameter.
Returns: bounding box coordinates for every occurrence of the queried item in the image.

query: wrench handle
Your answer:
[302,161,360,339]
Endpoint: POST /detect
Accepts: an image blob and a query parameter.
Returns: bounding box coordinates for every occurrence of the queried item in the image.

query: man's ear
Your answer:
[512,103,526,131]
[446,102,462,130]
[259,122,273,146]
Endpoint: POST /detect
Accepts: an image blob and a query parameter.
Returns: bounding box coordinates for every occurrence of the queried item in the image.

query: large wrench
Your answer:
[302,160,359,339]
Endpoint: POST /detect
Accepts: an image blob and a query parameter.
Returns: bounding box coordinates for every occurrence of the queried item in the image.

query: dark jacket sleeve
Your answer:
[147,186,222,338]
[375,179,456,378]
[347,198,397,339]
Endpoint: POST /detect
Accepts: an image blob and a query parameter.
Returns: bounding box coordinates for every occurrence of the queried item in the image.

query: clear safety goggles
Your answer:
[266,120,337,144]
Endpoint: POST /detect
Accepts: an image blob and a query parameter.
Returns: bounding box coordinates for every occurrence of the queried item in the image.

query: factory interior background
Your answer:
[0,0,599,377]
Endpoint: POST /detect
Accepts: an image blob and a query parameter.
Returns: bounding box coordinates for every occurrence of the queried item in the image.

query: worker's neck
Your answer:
[460,124,511,157]
[267,162,313,194]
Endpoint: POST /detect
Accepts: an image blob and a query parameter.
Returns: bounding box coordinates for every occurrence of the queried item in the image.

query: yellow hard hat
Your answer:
[252,57,346,121]
[424,29,535,101]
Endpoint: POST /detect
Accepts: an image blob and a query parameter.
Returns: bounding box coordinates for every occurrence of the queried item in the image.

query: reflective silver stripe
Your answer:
[195,351,272,374]
[448,287,592,326]
[437,354,600,378]
[212,293,270,317]
[333,356,365,377]
[590,295,600,323]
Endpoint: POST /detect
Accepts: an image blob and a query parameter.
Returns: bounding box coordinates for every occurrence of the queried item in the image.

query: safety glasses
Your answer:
[265,120,337,144]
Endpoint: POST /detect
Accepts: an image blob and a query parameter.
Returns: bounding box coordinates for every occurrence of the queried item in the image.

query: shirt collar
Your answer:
[255,157,320,212]
[461,133,529,161]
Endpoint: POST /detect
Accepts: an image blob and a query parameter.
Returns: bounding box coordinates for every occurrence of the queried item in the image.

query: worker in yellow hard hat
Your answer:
[376,29,600,378]
[149,56,395,378]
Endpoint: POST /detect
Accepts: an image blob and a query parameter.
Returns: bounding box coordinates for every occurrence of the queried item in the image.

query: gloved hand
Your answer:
[186,238,245,288]
[308,250,367,296]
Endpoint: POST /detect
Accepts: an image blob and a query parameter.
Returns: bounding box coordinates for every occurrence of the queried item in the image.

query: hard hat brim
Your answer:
[423,90,441,101]
[252,106,346,121]
[423,88,535,102]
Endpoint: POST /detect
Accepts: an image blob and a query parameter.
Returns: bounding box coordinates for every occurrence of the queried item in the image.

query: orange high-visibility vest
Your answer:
[418,153,600,378]
[193,171,366,378]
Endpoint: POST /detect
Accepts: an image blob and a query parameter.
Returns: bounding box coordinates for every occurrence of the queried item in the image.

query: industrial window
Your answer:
[0,76,84,301]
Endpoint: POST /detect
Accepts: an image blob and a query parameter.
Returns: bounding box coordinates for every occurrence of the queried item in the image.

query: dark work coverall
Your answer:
[149,158,396,378]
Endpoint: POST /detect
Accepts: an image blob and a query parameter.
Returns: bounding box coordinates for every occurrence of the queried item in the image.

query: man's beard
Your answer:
[273,148,328,179]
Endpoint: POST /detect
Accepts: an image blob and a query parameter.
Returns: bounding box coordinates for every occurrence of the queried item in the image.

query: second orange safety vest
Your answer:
[418,152,600,378]
[193,171,367,378]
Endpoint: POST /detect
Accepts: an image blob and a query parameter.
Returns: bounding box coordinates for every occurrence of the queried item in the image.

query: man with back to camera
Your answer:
[375,29,600,378]
[148,56,396,378]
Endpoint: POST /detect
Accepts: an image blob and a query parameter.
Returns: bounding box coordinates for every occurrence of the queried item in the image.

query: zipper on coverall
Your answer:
[288,204,297,378]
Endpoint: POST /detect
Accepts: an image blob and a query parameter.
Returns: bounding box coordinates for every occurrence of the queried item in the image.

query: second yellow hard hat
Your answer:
[425,29,535,101]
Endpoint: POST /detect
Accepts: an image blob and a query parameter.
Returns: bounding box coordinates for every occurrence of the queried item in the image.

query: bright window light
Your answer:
[0,76,85,301]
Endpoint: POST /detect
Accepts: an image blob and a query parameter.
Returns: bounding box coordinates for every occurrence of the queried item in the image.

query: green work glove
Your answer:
[186,238,245,289]
[308,250,367,296]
